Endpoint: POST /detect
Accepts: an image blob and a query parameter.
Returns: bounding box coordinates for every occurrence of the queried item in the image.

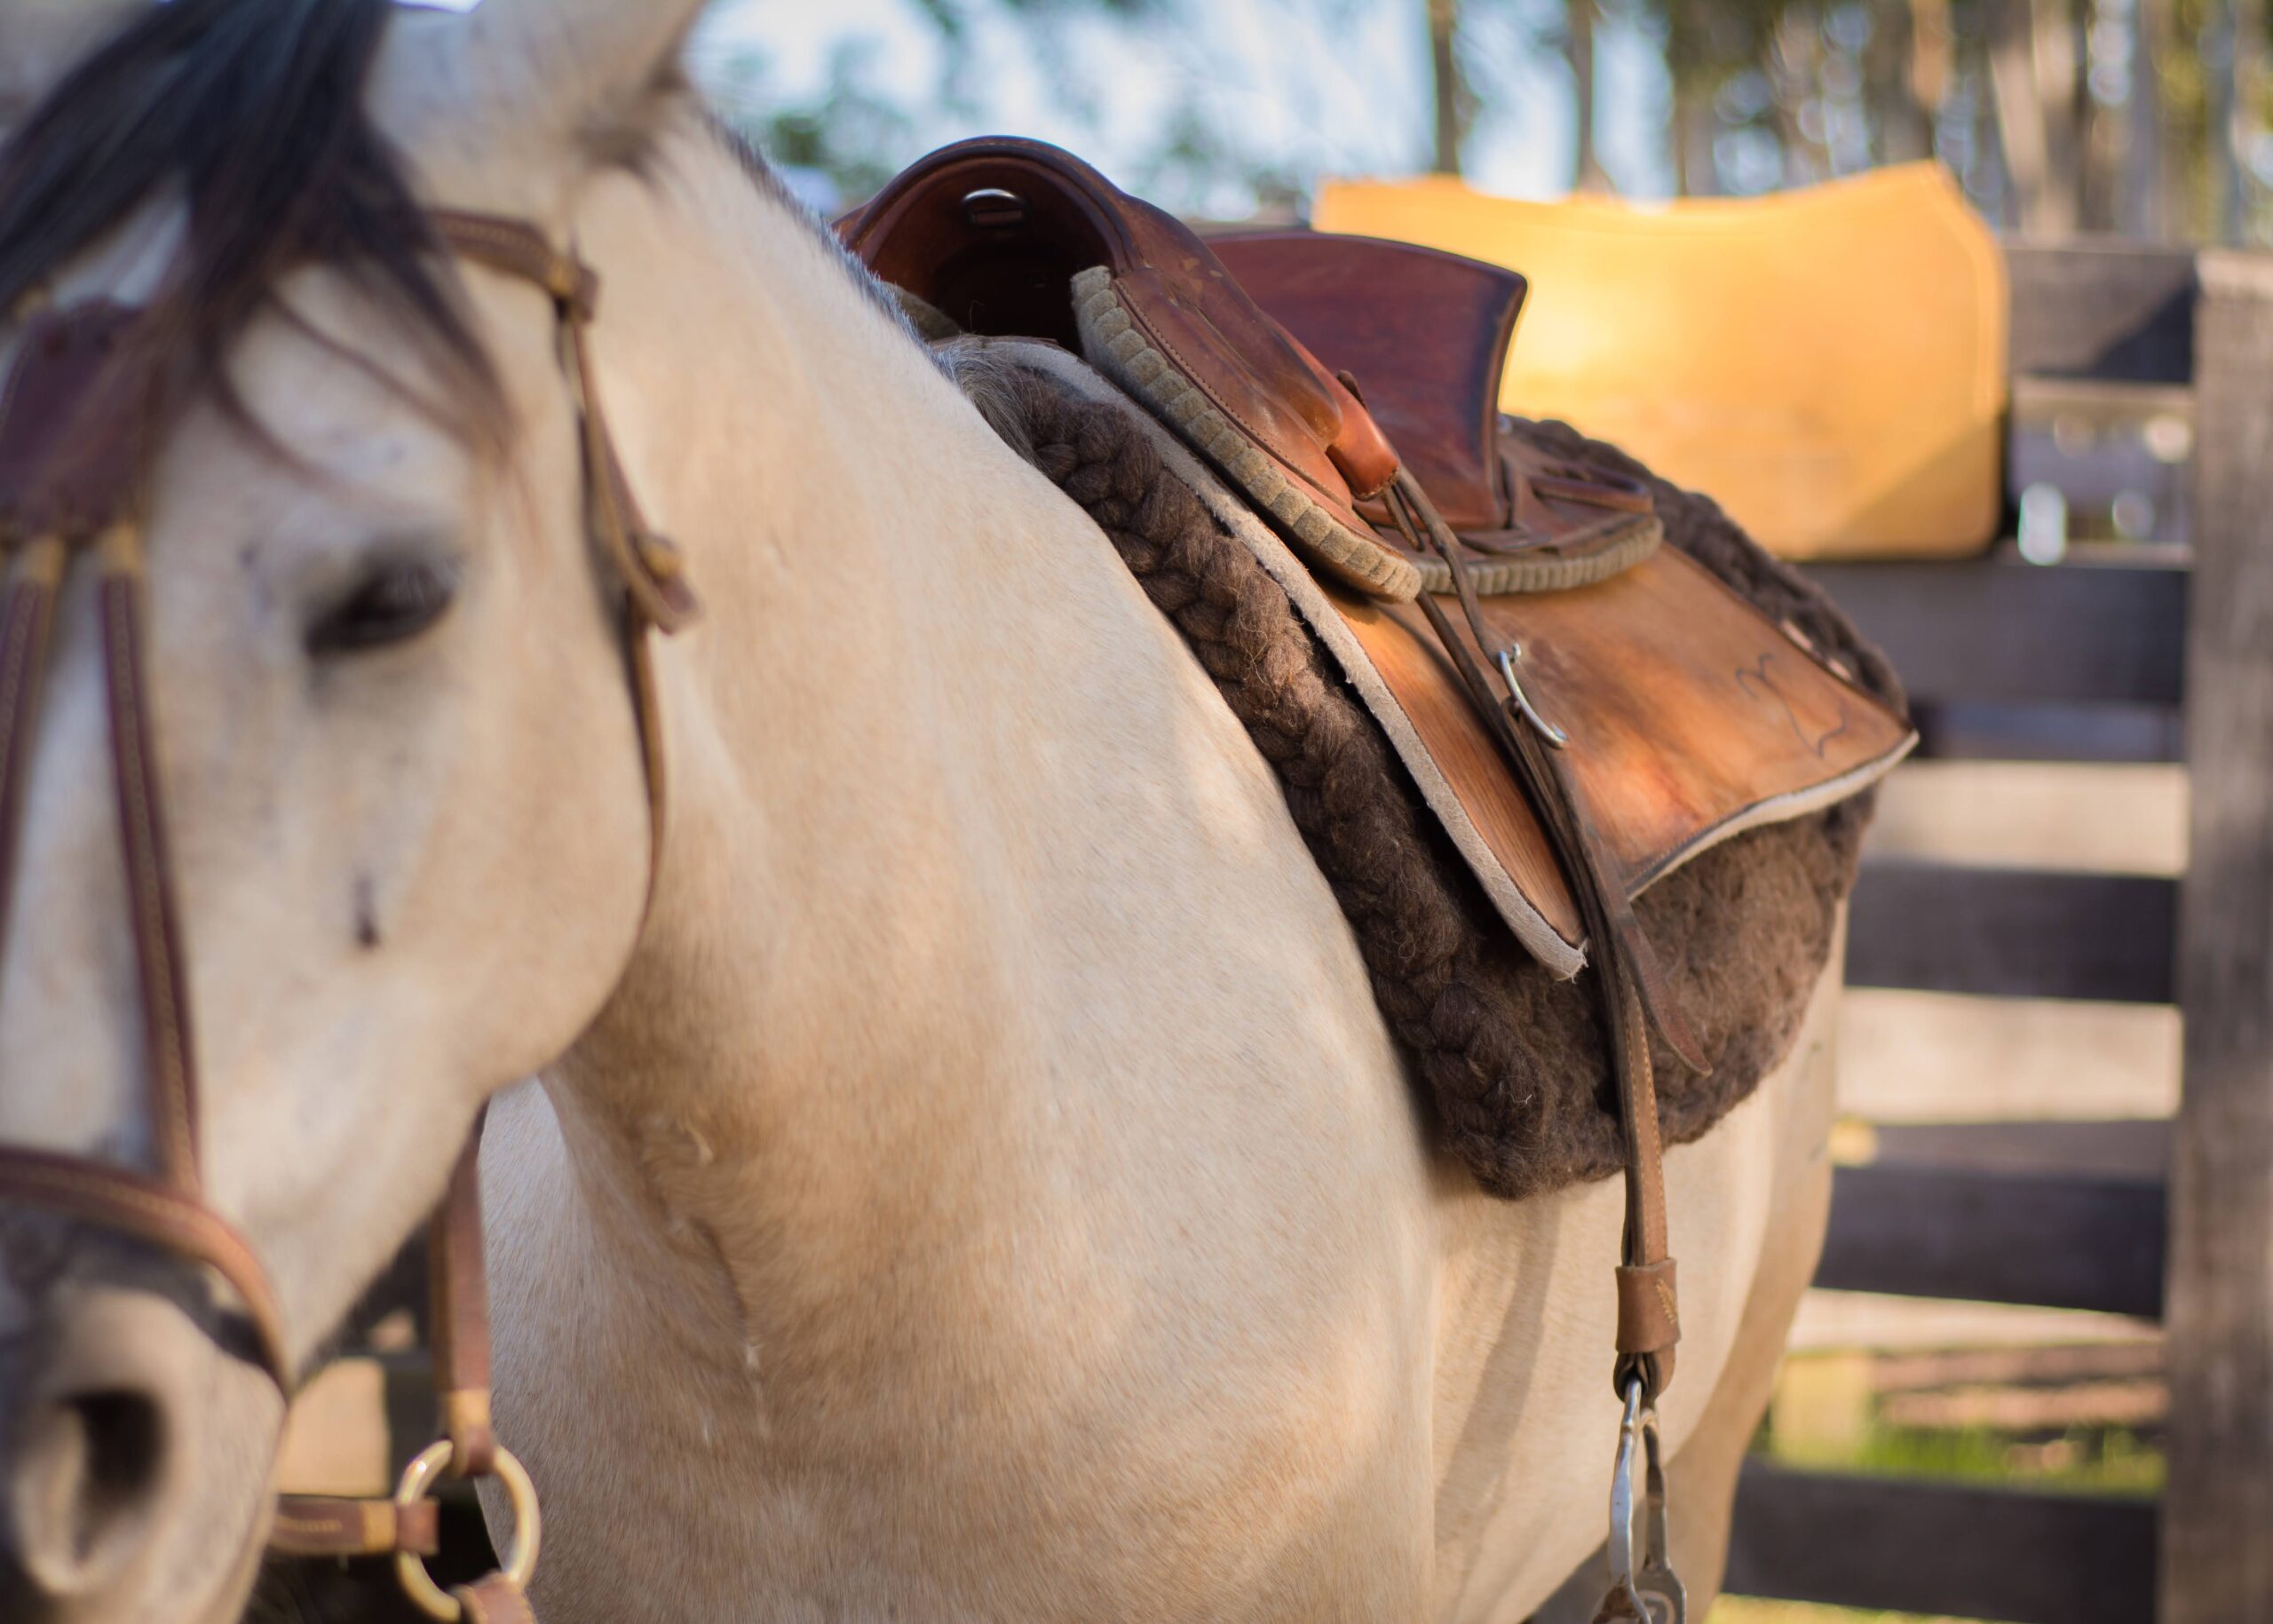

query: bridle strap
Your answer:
[262,215,697,1617]
[0,1147,289,1374]
[0,305,292,1387]
[427,210,698,638]
[98,522,202,1187]
[429,1117,500,1478]
[0,213,694,1620]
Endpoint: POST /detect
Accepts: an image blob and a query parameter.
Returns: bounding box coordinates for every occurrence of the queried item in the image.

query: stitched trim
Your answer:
[1409,515,1664,595]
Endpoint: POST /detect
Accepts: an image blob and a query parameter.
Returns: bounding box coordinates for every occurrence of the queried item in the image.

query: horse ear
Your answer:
[451,0,710,143]
[0,0,144,144]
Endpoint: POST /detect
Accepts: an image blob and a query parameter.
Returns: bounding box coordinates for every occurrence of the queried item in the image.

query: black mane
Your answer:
[0,0,497,433]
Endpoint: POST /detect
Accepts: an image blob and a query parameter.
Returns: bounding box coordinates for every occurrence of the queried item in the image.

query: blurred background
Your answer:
[689,0,2270,239]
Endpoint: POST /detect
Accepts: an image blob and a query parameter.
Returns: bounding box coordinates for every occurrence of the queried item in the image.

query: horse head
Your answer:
[0,2,711,1617]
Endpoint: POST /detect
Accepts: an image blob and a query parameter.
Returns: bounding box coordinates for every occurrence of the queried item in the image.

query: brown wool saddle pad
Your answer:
[963,359,1887,1198]
[840,137,1914,979]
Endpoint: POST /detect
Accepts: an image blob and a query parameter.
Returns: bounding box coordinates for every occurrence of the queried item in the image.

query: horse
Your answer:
[0,3,1845,1620]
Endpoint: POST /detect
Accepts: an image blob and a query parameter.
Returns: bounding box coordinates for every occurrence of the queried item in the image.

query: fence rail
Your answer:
[1725,1462,2158,1624]
[1726,238,2273,1624]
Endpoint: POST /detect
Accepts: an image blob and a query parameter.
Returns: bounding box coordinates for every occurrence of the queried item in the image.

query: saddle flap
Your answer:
[1208,232,1525,534]
[1331,544,1914,952]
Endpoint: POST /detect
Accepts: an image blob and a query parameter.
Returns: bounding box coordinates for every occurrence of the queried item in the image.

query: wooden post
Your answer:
[2165,248,2273,1622]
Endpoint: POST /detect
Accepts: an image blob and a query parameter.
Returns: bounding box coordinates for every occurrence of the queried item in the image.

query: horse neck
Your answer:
[532,138,1283,1351]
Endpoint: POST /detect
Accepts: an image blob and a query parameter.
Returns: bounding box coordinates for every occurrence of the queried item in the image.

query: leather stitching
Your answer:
[101,574,198,1187]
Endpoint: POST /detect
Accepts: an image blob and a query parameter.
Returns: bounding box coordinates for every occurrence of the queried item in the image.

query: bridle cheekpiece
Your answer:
[0,210,695,1624]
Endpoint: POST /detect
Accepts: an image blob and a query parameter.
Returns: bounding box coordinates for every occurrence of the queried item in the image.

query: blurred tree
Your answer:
[2129,0,2172,233]
[709,38,919,203]
[1988,0,2080,232]
[1865,0,1935,160]
[713,0,2270,241]
[1429,0,1472,170]
[1566,0,1614,187]
[713,0,1176,208]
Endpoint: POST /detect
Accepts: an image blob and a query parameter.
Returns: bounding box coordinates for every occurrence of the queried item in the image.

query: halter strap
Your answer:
[272,215,700,1621]
[0,211,697,1623]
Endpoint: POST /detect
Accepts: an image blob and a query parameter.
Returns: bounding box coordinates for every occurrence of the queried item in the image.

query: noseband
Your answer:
[0,212,693,1623]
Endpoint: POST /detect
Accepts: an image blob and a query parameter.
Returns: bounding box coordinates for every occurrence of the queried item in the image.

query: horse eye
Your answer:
[305,557,459,656]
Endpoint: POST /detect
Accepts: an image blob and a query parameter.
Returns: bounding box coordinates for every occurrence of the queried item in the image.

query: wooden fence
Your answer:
[1720,243,2273,1623]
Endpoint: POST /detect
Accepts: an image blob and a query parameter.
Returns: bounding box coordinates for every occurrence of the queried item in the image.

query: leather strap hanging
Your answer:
[1381,468,1691,1620]
[1382,468,1691,1407]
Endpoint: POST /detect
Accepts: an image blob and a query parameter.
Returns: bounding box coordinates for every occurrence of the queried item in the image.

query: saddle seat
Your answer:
[841,138,1914,971]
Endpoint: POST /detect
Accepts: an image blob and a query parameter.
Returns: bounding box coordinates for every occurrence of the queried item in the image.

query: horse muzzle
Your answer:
[0,1273,278,1624]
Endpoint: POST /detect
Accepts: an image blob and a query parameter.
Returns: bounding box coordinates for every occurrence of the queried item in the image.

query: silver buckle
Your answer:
[1593,1379,1685,1624]
[1495,644,1570,748]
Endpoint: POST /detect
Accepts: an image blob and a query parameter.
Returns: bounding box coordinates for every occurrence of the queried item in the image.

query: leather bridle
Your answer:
[0,211,694,1624]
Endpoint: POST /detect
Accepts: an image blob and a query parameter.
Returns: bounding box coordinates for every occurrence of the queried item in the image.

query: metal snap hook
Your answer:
[1595,1378,1686,1624]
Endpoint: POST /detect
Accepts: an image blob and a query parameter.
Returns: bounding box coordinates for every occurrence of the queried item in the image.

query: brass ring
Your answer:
[392,1441,543,1622]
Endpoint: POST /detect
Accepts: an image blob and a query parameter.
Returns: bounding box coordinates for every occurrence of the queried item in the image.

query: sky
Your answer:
[686,0,1678,211]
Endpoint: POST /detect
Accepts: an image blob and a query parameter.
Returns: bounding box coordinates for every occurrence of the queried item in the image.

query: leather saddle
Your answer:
[844,139,1913,1503]
[839,137,1913,971]
[842,139,1659,602]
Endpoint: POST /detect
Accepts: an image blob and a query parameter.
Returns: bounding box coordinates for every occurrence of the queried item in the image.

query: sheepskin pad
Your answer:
[984,362,1900,1201]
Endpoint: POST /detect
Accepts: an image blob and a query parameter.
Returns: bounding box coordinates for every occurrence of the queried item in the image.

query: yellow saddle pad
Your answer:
[1314,165,2007,559]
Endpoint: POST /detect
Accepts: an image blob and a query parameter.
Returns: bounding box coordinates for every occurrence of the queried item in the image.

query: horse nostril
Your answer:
[8,1387,166,1597]
[63,1391,162,1547]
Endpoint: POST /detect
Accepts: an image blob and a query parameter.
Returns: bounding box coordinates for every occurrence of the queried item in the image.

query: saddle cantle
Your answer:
[841,139,1663,600]
[843,137,1419,599]
[841,137,1914,973]
[1206,231,1665,594]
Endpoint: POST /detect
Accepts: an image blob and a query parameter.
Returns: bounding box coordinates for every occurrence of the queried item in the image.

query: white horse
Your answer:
[0,3,1841,1620]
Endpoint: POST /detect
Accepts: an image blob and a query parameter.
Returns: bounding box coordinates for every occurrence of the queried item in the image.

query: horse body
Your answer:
[474,142,1840,1623]
[0,6,1839,1620]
